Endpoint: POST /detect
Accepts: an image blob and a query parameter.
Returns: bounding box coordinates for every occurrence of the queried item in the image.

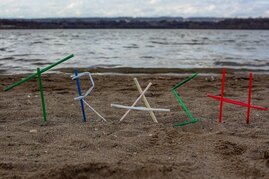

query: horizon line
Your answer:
[1,16,269,19]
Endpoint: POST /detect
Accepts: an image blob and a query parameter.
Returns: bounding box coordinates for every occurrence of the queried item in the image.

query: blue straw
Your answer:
[74,69,87,122]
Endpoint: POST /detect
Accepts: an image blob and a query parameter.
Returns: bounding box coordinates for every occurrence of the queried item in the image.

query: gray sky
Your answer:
[0,0,269,18]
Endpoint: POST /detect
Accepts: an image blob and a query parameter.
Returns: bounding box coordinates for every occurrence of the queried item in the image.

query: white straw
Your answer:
[111,104,170,112]
[83,100,107,122]
[119,82,152,122]
[72,72,95,100]
[134,78,158,123]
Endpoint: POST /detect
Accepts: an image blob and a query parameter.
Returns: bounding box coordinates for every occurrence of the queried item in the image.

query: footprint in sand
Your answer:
[215,140,245,156]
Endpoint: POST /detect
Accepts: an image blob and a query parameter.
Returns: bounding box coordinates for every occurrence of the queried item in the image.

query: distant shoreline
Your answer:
[1,17,269,29]
[1,28,269,31]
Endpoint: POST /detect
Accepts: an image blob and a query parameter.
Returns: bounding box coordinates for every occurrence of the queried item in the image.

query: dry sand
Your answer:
[0,71,269,179]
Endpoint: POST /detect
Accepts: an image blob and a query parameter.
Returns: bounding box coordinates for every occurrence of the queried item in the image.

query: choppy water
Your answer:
[0,29,269,74]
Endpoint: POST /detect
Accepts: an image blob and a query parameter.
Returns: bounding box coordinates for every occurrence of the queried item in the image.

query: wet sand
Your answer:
[0,71,269,178]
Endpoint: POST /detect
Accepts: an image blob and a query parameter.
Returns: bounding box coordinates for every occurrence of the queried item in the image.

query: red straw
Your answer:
[219,69,226,123]
[246,73,253,124]
[208,94,267,110]
[208,70,267,124]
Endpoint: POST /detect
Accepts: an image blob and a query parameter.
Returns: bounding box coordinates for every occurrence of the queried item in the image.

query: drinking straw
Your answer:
[172,73,198,127]
[119,82,152,122]
[174,120,198,127]
[111,104,170,112]
[208,70,267,124]
[74,69,87,122]
[4,54,74,91]
[71,71,107,122]
[219,69,226,123]
[172,90,196,120]
[246,73,252,124]
[207,94,267,110]
[133,78,158,123]
[172,90,198,126]
[72,72,95,100]
[37,68,46,123]
[172,73,198,91]
[82,100,107,122]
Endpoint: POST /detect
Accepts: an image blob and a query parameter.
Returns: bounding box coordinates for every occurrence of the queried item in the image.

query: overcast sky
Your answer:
[0,0,269,18]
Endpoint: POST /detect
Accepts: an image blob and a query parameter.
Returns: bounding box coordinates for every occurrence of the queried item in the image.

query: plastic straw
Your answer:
[219,69,226,123]
[74,69,87,122]
[172,73,198,127]
[208,70,267,124]
[174,119,198,127]
[72,71,106,122]
[208,94,267,110]
[119,82,152,122]
[72,72,95,100]
[111,104,170,112]
[4,54,74,91]
[133,78,158,123]
[83,100,107,122]
[172,73,198,90]
[246,73,253,124]
[37,68,47,123]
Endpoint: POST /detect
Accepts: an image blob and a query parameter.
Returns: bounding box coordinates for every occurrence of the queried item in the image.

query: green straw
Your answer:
[4,54,74,91]
[37,68,47,123]
[172,73,198,90]
[172,73,198,127]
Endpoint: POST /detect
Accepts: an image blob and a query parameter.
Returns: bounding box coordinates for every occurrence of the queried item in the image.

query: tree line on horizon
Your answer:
[0,17,269,29]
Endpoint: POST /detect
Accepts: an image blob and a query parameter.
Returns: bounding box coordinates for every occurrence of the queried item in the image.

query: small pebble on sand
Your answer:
[29,129,37,133]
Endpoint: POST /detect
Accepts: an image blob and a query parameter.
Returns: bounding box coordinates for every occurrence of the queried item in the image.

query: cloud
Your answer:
[264,10,269,17]
[0,0,268,18]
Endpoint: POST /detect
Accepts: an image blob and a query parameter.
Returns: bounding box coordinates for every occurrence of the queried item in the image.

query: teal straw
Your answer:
[4,54,74,91]
[172,73,198,127]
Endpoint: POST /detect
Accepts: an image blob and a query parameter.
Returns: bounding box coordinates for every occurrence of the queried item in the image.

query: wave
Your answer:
[140,56,155,59]
[0,57,15,61]
[30,41,43,45]
[123,44,139,49]
[32,62,52,66]
[150,41,208,45]
[150,41,169,45]
[14,58,45,62]
[13,54,32,57]
[0,47,7,51]
[214,61,269,67]
[90,64,120,68]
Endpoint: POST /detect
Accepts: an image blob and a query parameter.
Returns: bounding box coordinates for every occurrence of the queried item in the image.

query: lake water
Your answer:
[0,29,269,74]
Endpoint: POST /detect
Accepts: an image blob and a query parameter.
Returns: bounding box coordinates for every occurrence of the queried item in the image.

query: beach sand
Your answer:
[0,71,269,178]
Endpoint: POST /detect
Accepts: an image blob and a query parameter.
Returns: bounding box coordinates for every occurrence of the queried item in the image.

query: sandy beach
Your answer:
[0,71,269,178]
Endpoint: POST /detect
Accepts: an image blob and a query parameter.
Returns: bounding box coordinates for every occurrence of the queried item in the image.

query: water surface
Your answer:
[0,29,269,74]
